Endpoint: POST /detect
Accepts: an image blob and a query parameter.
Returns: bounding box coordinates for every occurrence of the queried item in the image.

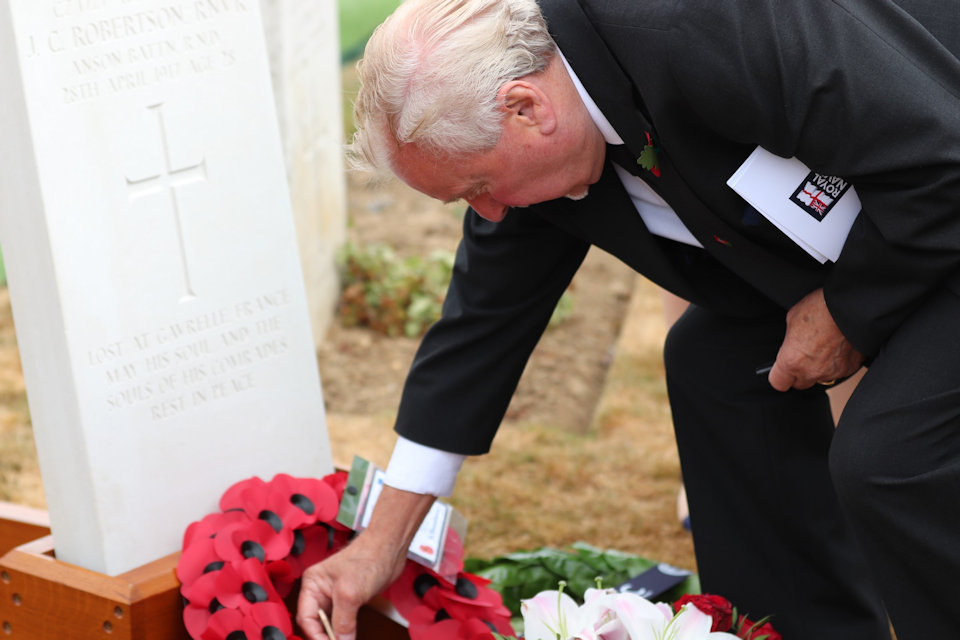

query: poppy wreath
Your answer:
[177,472,517,640]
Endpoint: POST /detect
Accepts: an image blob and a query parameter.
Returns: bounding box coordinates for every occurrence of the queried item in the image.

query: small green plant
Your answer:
[337,240,574,338]
[337,241,455,337]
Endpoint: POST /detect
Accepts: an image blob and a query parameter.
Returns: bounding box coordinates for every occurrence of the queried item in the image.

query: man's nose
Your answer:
[466,195,508,222]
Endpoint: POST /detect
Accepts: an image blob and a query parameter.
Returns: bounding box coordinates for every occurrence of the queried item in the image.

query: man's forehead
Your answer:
[393,143,477,200]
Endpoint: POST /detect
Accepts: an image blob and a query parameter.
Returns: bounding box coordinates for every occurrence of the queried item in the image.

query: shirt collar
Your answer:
[557,48,623,145]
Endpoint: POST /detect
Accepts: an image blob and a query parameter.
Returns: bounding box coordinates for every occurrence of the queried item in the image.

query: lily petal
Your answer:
[521,590,579,640]
[669,604,713,639]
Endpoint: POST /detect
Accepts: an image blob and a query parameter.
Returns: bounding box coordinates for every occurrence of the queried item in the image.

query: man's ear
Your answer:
[497,80,557,135]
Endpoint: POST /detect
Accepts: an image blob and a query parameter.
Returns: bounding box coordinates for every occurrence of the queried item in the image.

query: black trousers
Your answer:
[663,287,960,638]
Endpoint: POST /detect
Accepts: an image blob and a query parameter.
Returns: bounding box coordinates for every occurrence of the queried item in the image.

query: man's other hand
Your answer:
[769,288,864,391]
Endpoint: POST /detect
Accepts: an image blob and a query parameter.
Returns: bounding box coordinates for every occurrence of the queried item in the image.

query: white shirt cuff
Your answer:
[384,436,466,497]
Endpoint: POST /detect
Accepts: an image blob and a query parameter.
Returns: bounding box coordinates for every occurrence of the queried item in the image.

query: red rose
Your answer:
[674,594,734,632]
[738,618,782,640]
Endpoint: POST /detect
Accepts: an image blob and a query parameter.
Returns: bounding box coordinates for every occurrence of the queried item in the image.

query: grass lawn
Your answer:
[339,0,403,61]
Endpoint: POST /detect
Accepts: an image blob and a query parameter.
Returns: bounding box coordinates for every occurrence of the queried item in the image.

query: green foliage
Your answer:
[338,0,403,62]
[464,542,700,620]
[337,241,455,338]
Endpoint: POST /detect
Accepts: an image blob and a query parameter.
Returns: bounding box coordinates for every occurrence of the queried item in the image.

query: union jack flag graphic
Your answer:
[790,173,849,221]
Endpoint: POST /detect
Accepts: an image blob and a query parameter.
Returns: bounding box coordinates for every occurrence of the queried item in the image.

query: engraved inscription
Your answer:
[125,102,207,302]
[23,1,252,103]
[88,289,295,421]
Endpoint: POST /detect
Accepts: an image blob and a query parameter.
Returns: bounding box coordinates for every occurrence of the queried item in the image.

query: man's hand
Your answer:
[296,486,436,640]
[768,288,864,391]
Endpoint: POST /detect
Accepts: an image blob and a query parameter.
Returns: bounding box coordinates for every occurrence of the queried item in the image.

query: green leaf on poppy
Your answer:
[638,144,659,172]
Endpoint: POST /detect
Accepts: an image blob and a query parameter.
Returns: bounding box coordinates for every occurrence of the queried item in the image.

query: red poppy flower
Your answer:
[201,602,294,640]
[214,557,284,612]
[181,566,222,609]
[220,474,339,532]
[183,602,216,640]
[178,535,226,587]
[407,608,465,640]
[242,601,295,639]
[383,562,442,618]
[385,564,514,638]
[284,523,351,579]
[268,473,340,528]
[460,617,511,639]
[178,537,229,637]
[213,518,294,564]
[200,607,246,640]
[407,605,512,640]
[218,476,269,513]
[264,559,299,599]
[643,131,662,178]
[321,470,349,501]
[423,573,512,628]
[319,471,353,532]
[182,569,232,640]
[182,510,251,550]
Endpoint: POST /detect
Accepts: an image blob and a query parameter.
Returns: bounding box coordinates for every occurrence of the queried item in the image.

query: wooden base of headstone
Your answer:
[0,502,408,639]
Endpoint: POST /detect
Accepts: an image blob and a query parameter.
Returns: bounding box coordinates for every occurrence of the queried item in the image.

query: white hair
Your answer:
[349,0,556,176]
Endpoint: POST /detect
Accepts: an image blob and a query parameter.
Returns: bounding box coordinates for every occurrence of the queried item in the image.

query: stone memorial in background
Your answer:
[261,0,347,343]
[0,0,334,576]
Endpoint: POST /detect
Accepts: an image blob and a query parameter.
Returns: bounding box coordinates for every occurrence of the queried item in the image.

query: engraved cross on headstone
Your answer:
[125,102,207,302]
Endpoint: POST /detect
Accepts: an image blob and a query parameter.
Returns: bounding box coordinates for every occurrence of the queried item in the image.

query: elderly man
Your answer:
[297,1,960,639]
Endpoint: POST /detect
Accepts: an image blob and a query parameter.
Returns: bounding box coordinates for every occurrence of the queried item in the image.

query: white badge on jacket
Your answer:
[728,146,861,263]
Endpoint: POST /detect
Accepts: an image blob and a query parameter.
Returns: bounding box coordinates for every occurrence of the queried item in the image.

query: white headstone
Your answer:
[261,0,347,344]
[0,0,334,576]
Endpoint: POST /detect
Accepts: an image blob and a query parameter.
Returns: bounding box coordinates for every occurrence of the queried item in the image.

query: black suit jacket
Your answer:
[395,0,960,455]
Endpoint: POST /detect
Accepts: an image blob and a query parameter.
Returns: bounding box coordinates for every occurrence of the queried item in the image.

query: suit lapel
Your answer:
[540,0,823,309]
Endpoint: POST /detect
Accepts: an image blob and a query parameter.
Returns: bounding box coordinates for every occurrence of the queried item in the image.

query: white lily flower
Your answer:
[668,603,714,637]
[521,589,581,640]
[571,589,629,640]
[522,587,741,640]
[614,595,742,640]
[613,591,678,640]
